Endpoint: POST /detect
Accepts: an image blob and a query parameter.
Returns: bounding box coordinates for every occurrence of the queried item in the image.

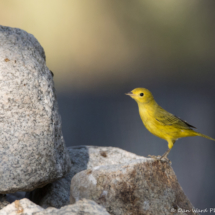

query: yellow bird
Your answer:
[126,88,215,159]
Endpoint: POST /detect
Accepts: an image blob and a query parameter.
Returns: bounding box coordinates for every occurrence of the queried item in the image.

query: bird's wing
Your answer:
[155,106,196,129]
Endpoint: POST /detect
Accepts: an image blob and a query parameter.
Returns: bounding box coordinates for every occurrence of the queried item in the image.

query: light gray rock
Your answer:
[0,198,110,215]
[34,199,110,215]
[27,146,144,208]
[0,26,71,193]
[0,198,43,215]
[70,159,196,215]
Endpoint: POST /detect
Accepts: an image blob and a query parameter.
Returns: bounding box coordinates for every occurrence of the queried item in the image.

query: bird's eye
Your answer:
[140,93,144,97]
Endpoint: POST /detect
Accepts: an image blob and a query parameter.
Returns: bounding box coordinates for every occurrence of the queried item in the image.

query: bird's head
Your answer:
[126,88,154,104]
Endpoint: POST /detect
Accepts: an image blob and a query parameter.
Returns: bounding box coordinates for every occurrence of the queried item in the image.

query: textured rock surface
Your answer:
[0,25,71,193]
[34,199,110,215]
[27,146,144,208]
[70,159,196,215]
[0,198,110,215]
[0,198,43,215]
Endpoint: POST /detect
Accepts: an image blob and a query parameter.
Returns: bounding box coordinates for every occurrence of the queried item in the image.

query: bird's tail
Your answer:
[196,132,215,141]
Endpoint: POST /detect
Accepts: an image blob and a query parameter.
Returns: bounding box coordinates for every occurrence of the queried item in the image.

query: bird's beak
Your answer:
[125,91,134,97]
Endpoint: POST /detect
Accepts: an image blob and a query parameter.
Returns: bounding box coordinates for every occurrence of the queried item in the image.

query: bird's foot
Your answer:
[148,154,171,164]
[160,156,171,164]
[148,155,161,160]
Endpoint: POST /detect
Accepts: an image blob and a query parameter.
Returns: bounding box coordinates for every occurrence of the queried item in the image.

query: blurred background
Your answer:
[1,0,215,212]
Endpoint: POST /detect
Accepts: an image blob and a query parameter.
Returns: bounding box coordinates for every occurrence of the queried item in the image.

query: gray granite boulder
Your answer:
[34,199,110,215]
[70,159,196,215]
[0,198,110,215]
[0,199,44,215]
[0,26,71,193]
[27,146,144,208]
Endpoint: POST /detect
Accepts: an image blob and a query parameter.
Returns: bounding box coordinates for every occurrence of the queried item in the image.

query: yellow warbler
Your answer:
[126,88,215,159]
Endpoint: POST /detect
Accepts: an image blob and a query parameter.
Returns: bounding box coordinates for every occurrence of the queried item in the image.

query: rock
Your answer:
[0,25,71,193]
[70,159,196,215]
[34,199,110,215]
[27,146,144,208]
[0,198,43,215]
[0,198,110,215]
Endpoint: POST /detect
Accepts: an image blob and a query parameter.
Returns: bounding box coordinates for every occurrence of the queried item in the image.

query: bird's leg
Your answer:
[160,149,171,160]
[148,140,175,162]
[159,139,175,161]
